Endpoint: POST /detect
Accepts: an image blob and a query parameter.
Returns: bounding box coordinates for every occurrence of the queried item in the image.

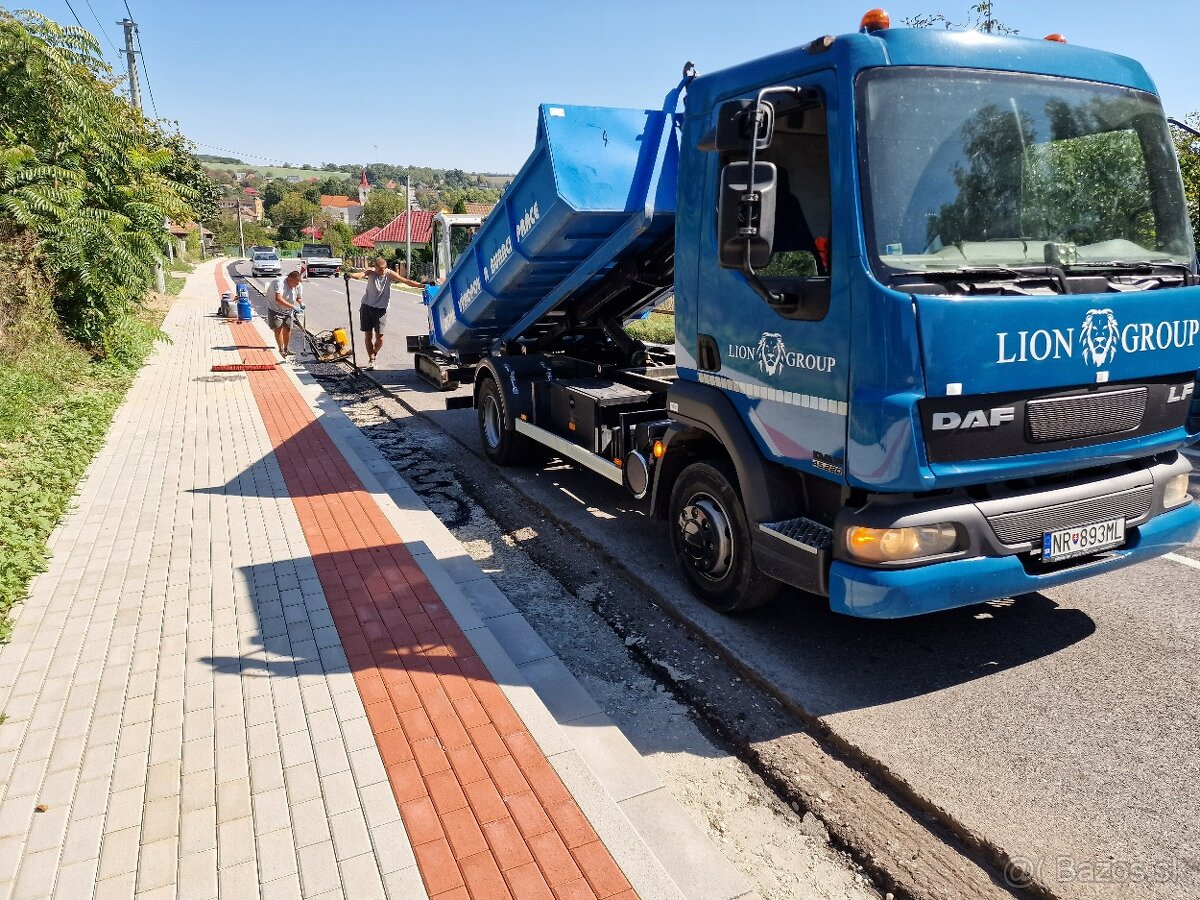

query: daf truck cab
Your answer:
[414,12,1200,618]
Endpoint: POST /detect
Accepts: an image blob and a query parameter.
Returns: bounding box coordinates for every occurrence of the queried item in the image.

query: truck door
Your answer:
[695,72,850,480]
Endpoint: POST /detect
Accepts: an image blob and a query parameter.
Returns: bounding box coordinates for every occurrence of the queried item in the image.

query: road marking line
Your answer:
[1165,552,1200,571]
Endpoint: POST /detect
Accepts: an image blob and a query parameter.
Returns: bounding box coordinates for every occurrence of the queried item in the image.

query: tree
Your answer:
[904,2,1017,34]
[268,192,319,241]
[0,9,203,354]
[1172,113,1200,255]
[441,186,500,212]
[317,219,354,257]
[359,191,406,229]
[153,131,221,224]
[260,178,290,211]
[317,175,356,198]
[213,214,273,251]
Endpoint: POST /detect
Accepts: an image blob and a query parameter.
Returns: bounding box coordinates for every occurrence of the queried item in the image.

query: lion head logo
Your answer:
[1080,309,1119,368]
[756,332,786,377]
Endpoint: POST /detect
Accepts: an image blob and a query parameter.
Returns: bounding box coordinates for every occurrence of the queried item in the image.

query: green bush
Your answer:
[625,314,675,345]
[0,294,160,641]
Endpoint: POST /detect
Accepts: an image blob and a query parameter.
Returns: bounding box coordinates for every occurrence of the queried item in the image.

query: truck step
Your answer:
[759,517,833,554]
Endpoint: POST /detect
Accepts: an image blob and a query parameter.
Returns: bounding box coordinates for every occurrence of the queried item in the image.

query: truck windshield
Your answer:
[859,68,1196,279]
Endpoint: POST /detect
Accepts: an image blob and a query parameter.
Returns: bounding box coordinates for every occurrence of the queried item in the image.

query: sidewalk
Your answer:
[0,260,754,899]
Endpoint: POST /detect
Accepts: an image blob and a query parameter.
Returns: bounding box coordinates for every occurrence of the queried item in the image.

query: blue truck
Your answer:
[409,12,1200,617]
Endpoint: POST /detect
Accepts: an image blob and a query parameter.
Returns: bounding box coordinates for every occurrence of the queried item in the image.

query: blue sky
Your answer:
[32,1,1200,173]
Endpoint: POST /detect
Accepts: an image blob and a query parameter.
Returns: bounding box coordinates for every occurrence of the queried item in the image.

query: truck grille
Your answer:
[986,486,1153,545]
[1026,388,1146,443]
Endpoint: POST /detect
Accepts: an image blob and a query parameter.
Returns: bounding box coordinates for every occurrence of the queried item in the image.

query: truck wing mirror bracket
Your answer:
[699,99,776,153]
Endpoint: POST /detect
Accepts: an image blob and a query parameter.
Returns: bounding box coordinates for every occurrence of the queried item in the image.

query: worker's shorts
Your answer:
[267,309,296,331]
[359,303,387,334]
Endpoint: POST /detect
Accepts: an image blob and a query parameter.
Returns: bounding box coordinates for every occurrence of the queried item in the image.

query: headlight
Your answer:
[844,523,960,564]
[1164,473,1192,508]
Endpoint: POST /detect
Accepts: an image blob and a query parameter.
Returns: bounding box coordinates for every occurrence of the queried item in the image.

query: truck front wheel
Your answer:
[669,461,780,613]
[477,376,530,466]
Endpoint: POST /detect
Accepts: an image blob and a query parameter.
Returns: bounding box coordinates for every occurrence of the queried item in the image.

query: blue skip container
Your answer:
[428,97,681,356]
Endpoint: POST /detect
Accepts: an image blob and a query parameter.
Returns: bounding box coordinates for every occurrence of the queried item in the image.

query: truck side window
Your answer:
[721,94,832,319]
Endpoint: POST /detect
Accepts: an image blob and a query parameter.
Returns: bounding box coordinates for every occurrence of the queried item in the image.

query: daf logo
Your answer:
[931,407,1016,431]
[1080,308,1119,368]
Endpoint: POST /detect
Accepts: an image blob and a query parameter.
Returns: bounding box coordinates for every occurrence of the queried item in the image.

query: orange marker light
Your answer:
[652,440,665,459]
[1044,33,1068,43]
[860,8,891,33]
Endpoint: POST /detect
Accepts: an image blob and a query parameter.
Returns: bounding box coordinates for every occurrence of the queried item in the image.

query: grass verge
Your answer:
[0,296,166,642]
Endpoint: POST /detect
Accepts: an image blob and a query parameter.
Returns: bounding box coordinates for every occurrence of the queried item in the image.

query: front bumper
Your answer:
[828,452,1199,618]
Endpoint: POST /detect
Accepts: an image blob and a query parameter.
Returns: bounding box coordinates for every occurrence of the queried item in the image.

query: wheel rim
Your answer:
[677,492,733,581]
[482,393,502,449]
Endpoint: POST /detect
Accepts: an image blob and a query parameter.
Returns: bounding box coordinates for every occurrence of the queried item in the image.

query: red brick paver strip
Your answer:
[221,270,637,898]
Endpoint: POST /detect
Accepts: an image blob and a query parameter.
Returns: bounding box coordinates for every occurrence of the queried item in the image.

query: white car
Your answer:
[251,251,281,278]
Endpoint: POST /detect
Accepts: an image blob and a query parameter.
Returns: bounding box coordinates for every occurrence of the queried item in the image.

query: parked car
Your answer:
[251,250,282,278]
[300,243,342,277]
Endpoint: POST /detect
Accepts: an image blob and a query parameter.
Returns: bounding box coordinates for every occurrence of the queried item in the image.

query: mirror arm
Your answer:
[743,246,785,306]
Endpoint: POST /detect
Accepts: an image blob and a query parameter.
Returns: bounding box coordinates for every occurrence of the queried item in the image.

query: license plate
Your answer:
[1042,517,1125,562]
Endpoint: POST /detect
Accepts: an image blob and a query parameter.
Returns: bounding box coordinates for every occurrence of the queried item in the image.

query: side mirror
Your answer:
[718,161,778,268]
[699,100,775,153]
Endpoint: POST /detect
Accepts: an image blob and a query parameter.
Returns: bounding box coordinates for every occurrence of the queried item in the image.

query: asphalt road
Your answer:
[233,260,1200,899]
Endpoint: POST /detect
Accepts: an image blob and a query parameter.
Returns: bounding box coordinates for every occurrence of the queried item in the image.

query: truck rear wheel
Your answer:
[477,376,530,466]
[669,461,780,613]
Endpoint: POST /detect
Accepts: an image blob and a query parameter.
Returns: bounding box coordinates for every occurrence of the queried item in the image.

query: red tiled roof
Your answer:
[375,210,434,244]
[463,202,494,217]
[243,187,258,195]
[320,195,358,208]
[352,226,381,249]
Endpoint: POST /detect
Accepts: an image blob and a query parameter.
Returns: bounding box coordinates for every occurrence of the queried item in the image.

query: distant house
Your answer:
[168,221,214,255]
[319,195,363,226]
[351,226,381,251]
[462,202,495,219]
[373,210,434,252]
[217,196,264,221]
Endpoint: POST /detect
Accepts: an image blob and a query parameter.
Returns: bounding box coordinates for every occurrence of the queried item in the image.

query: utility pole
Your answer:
[237,202,246,259]
[405,174,412,278]
[119,19,142,112]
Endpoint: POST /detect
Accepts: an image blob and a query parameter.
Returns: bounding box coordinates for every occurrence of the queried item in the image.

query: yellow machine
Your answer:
[306,326,352,362]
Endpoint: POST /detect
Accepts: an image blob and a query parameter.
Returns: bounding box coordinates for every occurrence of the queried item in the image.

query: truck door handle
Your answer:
[697,333,721,372]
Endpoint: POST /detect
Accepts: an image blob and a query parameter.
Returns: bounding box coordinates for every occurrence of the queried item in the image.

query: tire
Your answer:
[477,376,530,466]
[669,461,781,613]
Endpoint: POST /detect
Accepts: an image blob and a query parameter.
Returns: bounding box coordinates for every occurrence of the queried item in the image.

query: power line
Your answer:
[61,0,87,31]
[192,142,297,168]
[81,0,120,56]
[134,25,158,118]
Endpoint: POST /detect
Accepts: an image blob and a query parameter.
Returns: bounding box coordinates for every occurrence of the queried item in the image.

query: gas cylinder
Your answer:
[236,283,252,321]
